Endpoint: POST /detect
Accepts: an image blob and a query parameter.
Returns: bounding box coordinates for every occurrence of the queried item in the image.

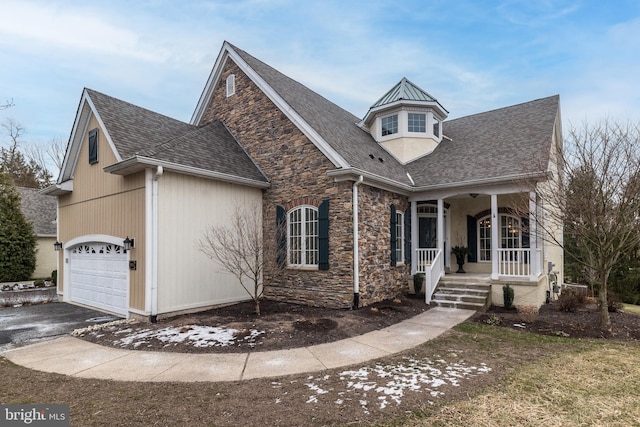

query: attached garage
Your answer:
[68,242,129,316]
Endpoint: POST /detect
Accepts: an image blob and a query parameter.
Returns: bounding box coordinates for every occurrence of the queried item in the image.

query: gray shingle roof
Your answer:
[86,89,267,183]
[230,45,557,190]
[142,121,268,182]
[86,89,194,159]
[406,95,559,187]
[230,45,413,185]
[17,187,57,236]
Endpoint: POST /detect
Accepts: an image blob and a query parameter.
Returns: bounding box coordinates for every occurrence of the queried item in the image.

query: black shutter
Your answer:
[88,129,98,164]
[521,217,530,248]
[276,206,286,268]
[521,216,530,265]
[390,204,397,266]
[467,215,477,263]
[404,207,411,265]
[318,200,329,270]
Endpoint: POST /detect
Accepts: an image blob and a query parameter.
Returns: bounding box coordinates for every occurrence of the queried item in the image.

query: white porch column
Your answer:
[411,200,418,274]
[529,191,539,280]
[491,194,499,280]
[437,198,444,270]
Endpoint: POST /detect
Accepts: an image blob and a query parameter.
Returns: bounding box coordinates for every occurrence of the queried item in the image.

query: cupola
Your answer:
[359,78,448,163]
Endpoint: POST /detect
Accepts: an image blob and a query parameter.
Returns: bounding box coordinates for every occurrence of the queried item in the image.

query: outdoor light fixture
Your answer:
[53,241,63,251]
[123,236,135,250]
[469,193,479,199]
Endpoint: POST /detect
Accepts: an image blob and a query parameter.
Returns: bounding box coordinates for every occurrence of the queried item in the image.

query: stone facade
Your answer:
[358,186,410,303]
[198,59,410,308]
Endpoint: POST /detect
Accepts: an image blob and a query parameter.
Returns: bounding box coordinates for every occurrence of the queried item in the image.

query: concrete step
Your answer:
[432,293,488,304]
[431,299,487,310]
[435,286,490,297]
[431,278,491,311]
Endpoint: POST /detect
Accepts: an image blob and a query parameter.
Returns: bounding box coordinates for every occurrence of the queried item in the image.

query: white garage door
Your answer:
[69,243,128,316]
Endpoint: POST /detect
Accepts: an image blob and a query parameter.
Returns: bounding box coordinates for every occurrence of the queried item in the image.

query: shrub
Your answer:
[51,270,57,285]
[33,279,45,287]
[503,284,514,309]
[516,305,539,323]
[413,273,424,294]
[606,293,624,313]
[557,287,584,312]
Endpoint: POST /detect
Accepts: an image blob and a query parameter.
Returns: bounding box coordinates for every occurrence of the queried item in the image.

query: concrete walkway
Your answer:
[1,307,474,382]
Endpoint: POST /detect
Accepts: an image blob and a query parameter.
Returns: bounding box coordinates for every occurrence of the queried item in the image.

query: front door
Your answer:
[418,206,449,267]
[419,217,437,248]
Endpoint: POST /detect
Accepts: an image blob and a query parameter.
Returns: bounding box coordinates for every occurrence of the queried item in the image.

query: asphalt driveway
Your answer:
[0,302,120,351]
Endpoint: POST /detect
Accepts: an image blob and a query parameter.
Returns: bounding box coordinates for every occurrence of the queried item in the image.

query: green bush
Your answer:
[51,270,57,285]
[413,273,425,294]
[503,284,514,309]
[0,173,37,281]
[33,279,45,287]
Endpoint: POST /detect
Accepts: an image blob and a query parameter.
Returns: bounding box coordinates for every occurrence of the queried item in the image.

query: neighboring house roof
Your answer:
[406,95,560,189]
[17,187,57,236]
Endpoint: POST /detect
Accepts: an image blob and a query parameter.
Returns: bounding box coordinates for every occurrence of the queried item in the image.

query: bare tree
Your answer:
[1,119,53,188]
[528,119,640,332]
[0,98,13,110]
[198,202,282,315]
[23,136,66,179]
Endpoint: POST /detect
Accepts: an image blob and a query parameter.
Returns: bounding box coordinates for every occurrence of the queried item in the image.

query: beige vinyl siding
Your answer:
[34,236,57,279]
[57,113,146,311]
[156,172,262,314]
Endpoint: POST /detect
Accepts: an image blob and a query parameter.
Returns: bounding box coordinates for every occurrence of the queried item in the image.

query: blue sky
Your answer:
[1,0,639,170]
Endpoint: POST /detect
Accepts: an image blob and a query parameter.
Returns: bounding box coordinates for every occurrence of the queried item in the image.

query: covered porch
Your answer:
[409,188,546,302]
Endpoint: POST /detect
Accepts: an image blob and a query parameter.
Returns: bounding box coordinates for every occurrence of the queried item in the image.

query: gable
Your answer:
[57,90,122,186]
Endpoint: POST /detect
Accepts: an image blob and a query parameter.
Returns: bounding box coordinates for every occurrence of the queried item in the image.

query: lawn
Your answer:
[1,322,638,426]
[622,303,640,316]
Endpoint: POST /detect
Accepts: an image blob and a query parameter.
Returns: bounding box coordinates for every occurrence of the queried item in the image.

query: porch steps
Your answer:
[431,276,491,311]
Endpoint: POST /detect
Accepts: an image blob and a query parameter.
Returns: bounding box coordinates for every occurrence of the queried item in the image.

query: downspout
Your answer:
[150,165,163,322]
[353,175,363,309]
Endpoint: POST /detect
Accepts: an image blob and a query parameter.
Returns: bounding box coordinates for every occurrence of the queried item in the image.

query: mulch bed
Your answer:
[74,294,640,354]
[75,293,431,353]
[472,302,640,340]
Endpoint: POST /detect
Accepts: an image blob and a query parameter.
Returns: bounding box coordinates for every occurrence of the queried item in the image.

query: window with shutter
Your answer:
[88,128,98,164]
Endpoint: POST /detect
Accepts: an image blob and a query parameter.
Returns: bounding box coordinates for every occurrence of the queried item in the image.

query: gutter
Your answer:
[150,166,163,322]
[104,156,271,190]
[328,167,549,195]
[352,175,363,309]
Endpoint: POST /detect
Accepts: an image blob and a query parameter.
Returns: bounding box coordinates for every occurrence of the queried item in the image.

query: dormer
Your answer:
[359,78,448,164]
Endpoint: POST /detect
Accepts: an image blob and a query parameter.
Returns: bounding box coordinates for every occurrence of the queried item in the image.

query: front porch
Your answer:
[409,190,551,306]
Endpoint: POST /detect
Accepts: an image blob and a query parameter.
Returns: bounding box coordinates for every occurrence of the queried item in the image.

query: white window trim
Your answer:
[396,211,404,265]
[226,74,235,97]
[287,205,319,268]
[477,214,522,262]
[380,113,399,138]
[407,112,427,134]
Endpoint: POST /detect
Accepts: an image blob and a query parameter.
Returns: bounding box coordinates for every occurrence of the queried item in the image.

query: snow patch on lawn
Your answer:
[104,325,265,348]
[301,353,491,412]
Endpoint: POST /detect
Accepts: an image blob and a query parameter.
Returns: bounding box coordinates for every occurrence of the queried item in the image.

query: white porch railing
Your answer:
[498,248,531,277]
[416,248,439,273]
[416,248,443,302]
